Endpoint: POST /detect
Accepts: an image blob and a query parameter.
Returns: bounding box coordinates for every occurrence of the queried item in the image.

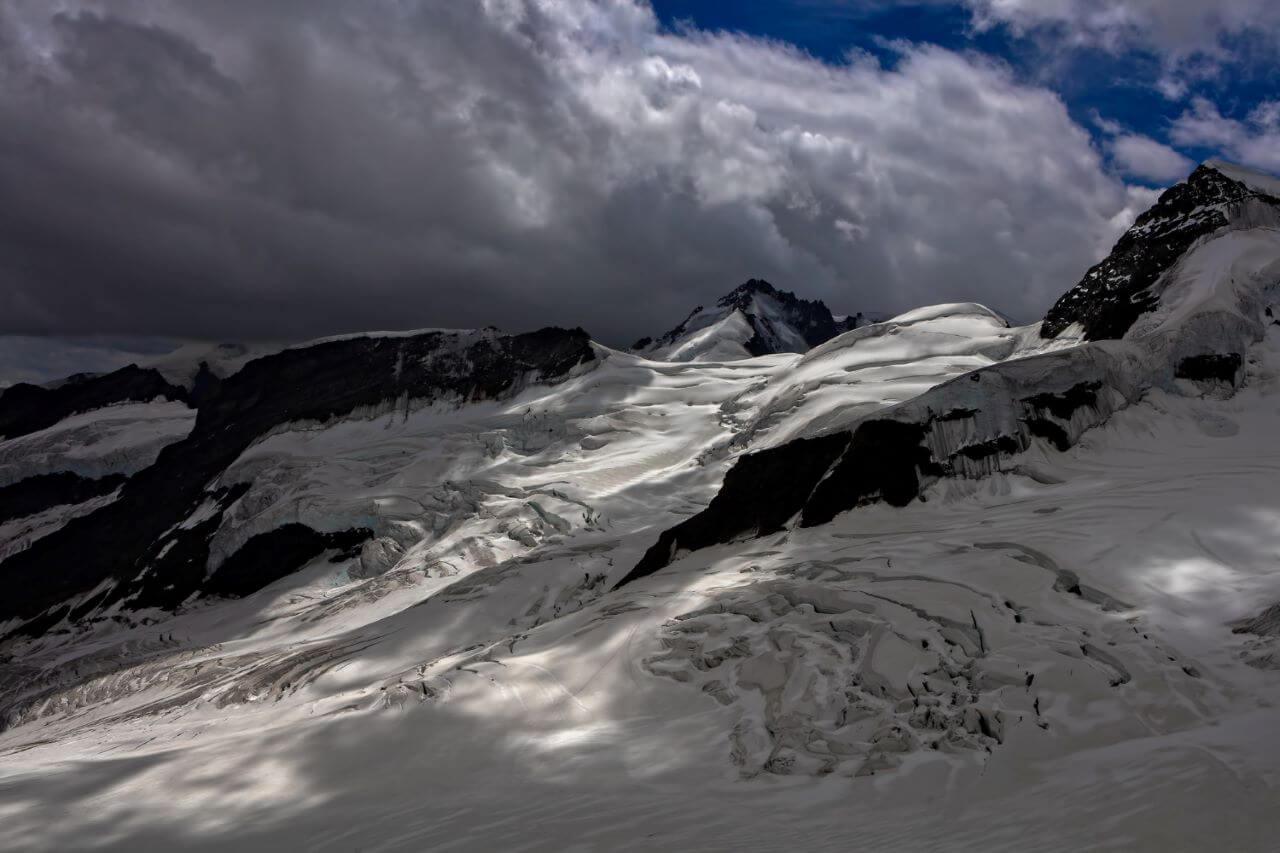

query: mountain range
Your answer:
[3,161,1280,850]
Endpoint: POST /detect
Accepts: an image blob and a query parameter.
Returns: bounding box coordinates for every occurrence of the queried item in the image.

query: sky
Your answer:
[2,0,1279,384]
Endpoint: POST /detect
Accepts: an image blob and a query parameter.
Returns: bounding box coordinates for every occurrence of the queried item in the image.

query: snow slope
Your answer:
[3,163,1280,851]
[5,341,1280,850]
[153,304,1039,599]
[0,401,194,487]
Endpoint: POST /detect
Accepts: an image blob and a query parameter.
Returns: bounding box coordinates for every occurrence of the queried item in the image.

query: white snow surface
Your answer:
[0,401,195,487]
[656,307,758,362]
[4,217,1280,849]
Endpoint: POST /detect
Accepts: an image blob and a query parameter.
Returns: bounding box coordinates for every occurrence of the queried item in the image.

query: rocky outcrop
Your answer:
[717,279,861,355]
[1175,352,1243,384]
[202,524,371,598]
[1042,164,1280,340]
[1232,603,1280,637]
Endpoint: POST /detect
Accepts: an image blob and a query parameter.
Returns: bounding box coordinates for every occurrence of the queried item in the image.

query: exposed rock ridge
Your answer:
[1042,163,1280,340]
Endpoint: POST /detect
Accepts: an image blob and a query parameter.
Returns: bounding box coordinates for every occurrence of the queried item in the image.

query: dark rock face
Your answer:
[635,279,862,356]
[0,327,595,636]
[951,434,1021,462]
[187,362,225,407]
[1042,165,1279,340]
[616,432,851,588]
[1024,418,1071,452]
[202,524,371,599]
[618,362,1118,589]
[0,472,127,525]
[1176,353,1242,384]
[1233,603,1280,637]
[1022,381,1102,421]
[798,420,945,528]
[719,280,861,356]
[616,419,950,588]
[0,365,186,440]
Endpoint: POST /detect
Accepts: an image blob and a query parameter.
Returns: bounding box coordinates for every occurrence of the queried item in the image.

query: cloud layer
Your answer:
[965,0,1280,60]
[1172,97,1280,174]
[0,0,1151,346]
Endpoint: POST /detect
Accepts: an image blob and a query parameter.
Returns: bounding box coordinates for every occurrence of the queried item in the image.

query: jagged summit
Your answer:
[1205,159,1280,197]
[632,278,867,362]
[1042,161,1280,340]
[714,279,797,311]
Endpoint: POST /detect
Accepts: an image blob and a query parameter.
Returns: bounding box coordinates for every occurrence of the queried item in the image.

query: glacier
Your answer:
[1,162,1280,850]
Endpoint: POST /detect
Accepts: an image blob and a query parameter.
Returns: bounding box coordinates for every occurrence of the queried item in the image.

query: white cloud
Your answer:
[1154,74,1189,101]
[1171,97,1280,173]
[1107,133,1194,184]
[966,0,1280,61]
[0,0,1147,343]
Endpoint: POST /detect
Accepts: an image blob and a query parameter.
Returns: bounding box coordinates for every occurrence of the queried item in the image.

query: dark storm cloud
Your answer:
[0,0,1150,349]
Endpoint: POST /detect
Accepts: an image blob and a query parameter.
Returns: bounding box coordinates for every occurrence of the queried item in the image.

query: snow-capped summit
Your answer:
[633,279,868,361]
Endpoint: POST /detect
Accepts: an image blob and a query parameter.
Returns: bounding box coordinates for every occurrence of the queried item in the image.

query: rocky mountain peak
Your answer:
[634,279,864,361]
[1042,161,1280,340]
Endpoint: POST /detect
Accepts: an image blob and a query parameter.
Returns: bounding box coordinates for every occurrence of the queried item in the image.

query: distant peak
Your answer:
[635,279,866,362]
[716,279,820,313]
[718,278,778,300]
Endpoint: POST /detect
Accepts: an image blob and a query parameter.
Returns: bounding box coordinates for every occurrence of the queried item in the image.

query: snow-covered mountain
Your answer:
[3,162,1280,850]
[633,279,871,361]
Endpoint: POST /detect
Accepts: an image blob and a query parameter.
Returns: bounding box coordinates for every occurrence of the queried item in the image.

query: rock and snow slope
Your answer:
[633,279,870,362]
[2,162,1280,851]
